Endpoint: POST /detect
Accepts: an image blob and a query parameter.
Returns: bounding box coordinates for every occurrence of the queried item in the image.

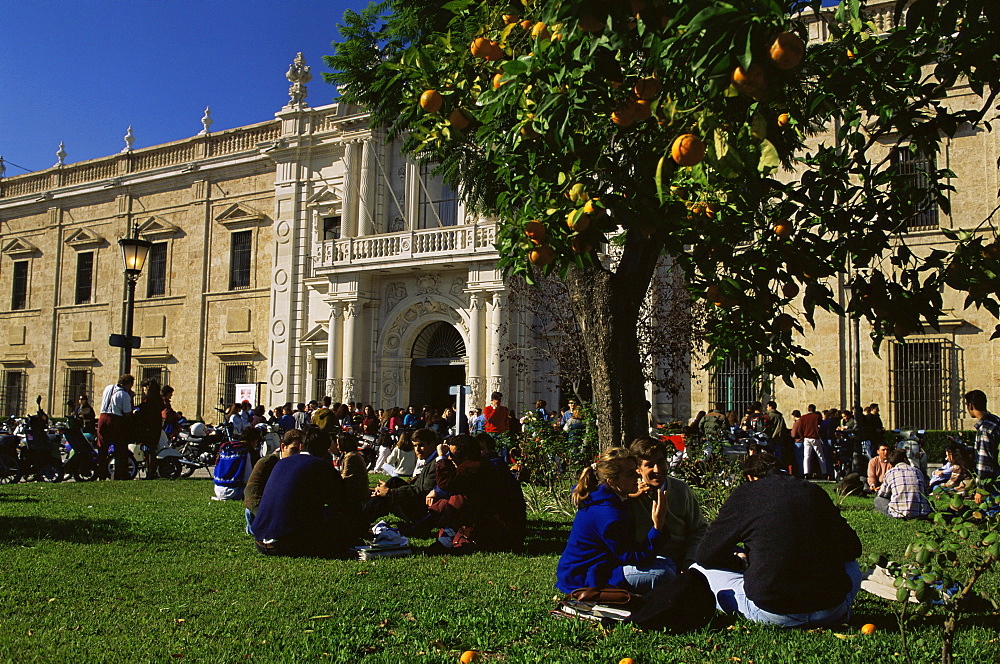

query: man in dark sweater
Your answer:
[253,428,357,558]
[363,428,440,524]
[691,452,863,627]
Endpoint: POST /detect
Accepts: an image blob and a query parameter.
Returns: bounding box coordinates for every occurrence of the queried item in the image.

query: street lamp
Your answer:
[118,223,152,375]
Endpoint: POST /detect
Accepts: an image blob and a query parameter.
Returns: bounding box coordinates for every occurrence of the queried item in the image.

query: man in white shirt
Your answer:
[98,374,135,480]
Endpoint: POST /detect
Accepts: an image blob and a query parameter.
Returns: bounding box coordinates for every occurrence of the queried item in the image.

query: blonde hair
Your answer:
[396,429,415,452]
[571,447,635,508]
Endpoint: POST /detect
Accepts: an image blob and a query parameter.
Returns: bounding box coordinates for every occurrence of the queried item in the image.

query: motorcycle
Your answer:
[130,431,187,479]
[0,427,21,484]
[12,413,63,482]
[173,421,227,477]
[58,418,100,482]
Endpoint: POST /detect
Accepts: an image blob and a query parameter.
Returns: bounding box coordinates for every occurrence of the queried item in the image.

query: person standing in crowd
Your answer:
[763,401,792,470]
[98,374,135,480]
[470,408,485,435]
[561,399,578,428]
[402,405,422,429]
[292,403,311,430]
[692,451,863,628]
[311,396,336,433]
[484,392,510,435]
[161,385,180,440]
[277,404,297,433]
[136,378,165,479]
[791,404,827,480]
[966,390,1000,485]
[874,449,931,519]
[74,394,97,436]
[227,404,247,436]
[699,403,728,444]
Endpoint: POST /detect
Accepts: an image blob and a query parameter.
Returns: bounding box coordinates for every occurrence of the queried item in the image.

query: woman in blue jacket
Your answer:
[556,448,674,594]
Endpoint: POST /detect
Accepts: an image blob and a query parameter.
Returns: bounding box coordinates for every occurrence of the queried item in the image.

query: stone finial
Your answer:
[285,52,312,109]
[54,141,67,167]
[199,106,213,135]
[0,156,5,179]
[122,126,135,153]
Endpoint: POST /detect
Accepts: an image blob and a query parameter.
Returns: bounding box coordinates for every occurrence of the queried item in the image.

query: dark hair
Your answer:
[240,426,262,444]
[302,426,332,456]
[412,428,439,446]
[490,392,503,401]
[743,451,779,478]
[945,444,971,468]
[876,441,891,451]
[887,449,909,466]
[335,431,359,453]
[443,434,480,463]
[161,384,174,397]
[766,401,777,410]
[118,374,134,386]
[474,432,495,452]
[323,396,332,407]
[281,429,304,447]
[791,410,801,418]
[629,436,666,460]
[807,404,817,412]
[965,390,988,412]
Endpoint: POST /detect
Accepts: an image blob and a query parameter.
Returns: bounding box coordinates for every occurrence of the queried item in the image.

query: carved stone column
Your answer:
[467,291,485,409]
[342,302,359,404]
[487,291,506,399]
[326,303,342,398]
[343,141,361,237]
[358,140,374,236]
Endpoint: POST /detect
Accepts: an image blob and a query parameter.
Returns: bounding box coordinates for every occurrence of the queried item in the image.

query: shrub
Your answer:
[883,430,975,464]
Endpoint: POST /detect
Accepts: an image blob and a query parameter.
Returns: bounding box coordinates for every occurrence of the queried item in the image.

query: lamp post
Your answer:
[118,223,152,376]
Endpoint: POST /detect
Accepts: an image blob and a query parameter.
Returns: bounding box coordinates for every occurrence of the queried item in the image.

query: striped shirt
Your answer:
[973,413,1000,481]
[878,464,930,519]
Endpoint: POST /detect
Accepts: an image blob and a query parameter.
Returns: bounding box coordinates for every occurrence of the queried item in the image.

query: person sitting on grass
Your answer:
[627,437,709,571]
[556,448,674,594]
[691,451,863,628]
[363,428,440,525]
[244,429,303,534]
[930,444,973,492]
[874,449,931,519]
[212,427,261,501]
[252,427,358,558]
[333,431,369,510]
[867,442,892,493]
[385,430,417,477]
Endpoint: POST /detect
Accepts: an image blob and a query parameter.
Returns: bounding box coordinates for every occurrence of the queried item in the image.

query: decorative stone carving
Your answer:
[54,141,67,167]
[488,376,505,400]
[381,369,399,399]
[469,377,486,410]
[450,276,467,298]
[415,274,440,295]
[385,282,407,313]
[285,52,312,109]
[343,377,358,404]
[199,107,213,135]
[122,126,135,153]
[389,216,405,232]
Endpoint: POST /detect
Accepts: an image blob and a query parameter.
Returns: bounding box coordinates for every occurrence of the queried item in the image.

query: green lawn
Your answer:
[1,479,997,664]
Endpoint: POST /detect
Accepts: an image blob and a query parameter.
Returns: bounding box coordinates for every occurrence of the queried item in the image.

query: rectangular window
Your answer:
[0,370,27,418]
[75,252,94,305]
[63,368,93,417]
[322,216,342,241]
[417,163,458,229]
[11,260,28,310]
[229,231,252,290]
[315,358,328,402]
[218,363,255,410]
[891,146,939,231]
[890,338,957,430]
[139,365,168,388]
[709,357,769,415]
[146,242,167,297]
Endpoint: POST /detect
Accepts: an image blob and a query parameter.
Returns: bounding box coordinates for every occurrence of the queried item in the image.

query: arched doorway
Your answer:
[409,322,466,410]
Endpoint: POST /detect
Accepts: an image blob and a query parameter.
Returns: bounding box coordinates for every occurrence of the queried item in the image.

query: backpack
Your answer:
[213,442,251,488]
[628,568,716,632]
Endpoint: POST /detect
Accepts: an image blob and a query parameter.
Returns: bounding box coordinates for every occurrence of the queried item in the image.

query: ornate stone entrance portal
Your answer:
[409,321,466,409]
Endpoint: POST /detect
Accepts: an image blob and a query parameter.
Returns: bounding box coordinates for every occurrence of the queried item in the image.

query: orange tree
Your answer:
[328,0,1000,448]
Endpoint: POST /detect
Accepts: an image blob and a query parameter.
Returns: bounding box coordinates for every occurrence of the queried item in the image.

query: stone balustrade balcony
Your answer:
[315,222,498,272]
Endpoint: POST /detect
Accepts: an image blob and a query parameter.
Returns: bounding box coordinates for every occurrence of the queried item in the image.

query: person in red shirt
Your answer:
[483,392,510,434]
[790,404,828,479]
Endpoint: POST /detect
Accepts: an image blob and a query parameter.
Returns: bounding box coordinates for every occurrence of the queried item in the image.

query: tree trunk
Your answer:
[564,231,665,449]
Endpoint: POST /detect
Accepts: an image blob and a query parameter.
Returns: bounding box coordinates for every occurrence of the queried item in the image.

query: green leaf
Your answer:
[758,139,780,174]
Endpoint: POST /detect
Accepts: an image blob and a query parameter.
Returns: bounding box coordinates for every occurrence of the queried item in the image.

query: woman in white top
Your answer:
[227,404,247,436]
[384,430,417,477]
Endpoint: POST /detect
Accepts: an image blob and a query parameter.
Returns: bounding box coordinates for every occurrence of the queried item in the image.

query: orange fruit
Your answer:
[460,651,480,664]
[612,104,635,127]
[777,113,790,128]
[770,31,805,70]
[732,64,768,97]
[782,282,799,299]
[633,77,662,101]
[531,22,550,40]
[983,242,1000,259]
[520,122,540,139]
[571,235,594,253]
[705,202,721,218]
[773,223,792,239]
[520,19,533,30]
[706,284,723,304]
[671,134,706,166]
[529,245,556,266]
[524,220,546,242]
[860,623,876,635]
[567,210,590,232]
[582,199,600,215]
[579,12,604,32]
[470,37,492,58]
[449,109,469,129]
[485,40,504,61]
[493,73,505,90]
[632,99,652,122]
[419,90,443,113]
[502,14,519,24]
[619,659,636,664]
[775,313,795,332]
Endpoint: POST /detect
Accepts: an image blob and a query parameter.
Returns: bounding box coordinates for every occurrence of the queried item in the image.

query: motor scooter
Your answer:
[129,431,186,478]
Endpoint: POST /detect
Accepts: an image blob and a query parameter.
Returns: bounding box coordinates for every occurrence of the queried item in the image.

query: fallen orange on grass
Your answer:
[861,623,876,635]
[460,651,479,663]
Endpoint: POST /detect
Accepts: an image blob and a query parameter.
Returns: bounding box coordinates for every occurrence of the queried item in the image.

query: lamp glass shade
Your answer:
[119,237,153,273]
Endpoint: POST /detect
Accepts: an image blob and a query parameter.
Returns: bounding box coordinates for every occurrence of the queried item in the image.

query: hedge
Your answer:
[883,429,975,463]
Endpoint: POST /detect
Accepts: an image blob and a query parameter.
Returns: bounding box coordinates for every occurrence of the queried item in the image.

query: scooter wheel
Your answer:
[107,455,138,480]
[0,455,20,484]
[180,463,196,478]
[156,458,182,479]
[72,465,98,482]
[37,462,64,483]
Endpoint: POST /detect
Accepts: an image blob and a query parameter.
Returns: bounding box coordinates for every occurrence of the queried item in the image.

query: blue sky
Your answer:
[1,0,843,175]
[1,0,365,174]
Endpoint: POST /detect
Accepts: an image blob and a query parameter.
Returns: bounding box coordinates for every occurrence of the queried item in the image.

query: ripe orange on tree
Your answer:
[612,104,636,127]
[633,77,662,101]
[531,22,550,40]
[770,31,805,69]
[529,245,556,266]
[493,73,505,90]
[782,282,800,299]
[632,99,653,122]
[773,223,793,239]
[419,90,443,113]
[502,14,519,25]
[671,134,706,166]
[572,235,594,254]
[519,19,533,30]
[567,210,590,232]
[775,313,795,332]
[470,37,493,58]
[449,109,470,129]
[732,63,768,98]
[777,113,791,127]
[524,220,546,242]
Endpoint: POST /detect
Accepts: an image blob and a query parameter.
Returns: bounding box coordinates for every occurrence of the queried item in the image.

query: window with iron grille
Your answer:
[218,363,255,411]
[0,370,27,418]
[891,146,939,231]
[322,216,341,241]
[890,338,958,430]
[138,365,168,389]
[75,252,94,304]
[63,368,93,417]
[417,163,458,229]
[11,260,28,310]
[709,357,770,415]
[314,358,327,402]
[146,242,167,297]
[229,231,252,290]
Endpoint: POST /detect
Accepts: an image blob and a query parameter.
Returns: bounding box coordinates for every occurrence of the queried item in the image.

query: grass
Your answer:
[0,479,998,664]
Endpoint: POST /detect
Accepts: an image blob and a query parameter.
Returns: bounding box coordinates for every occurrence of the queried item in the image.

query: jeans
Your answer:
[873,496,893,516]
[622,556,677,594]
[689,561,863,628]
[793,442,805,477]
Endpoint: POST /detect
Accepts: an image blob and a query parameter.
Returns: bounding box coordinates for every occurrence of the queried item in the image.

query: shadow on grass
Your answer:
[0,516,137,547]
[0,494,39,503]
[524,518,572,555]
